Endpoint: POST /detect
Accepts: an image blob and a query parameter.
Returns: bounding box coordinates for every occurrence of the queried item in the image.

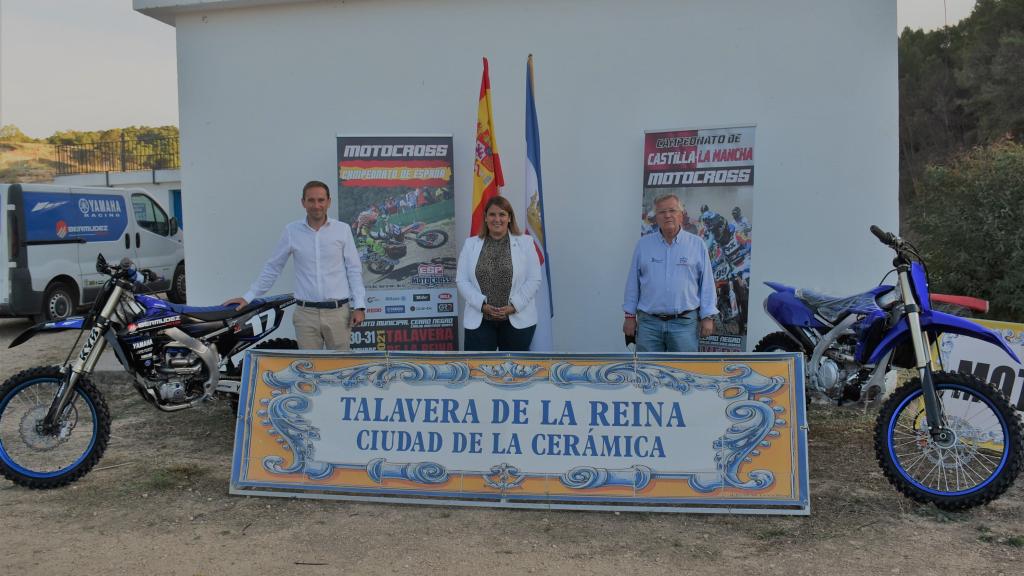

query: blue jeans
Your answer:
[636,311,699,352]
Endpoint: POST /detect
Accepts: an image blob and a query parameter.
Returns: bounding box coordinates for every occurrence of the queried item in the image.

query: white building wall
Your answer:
[145,0,898,351]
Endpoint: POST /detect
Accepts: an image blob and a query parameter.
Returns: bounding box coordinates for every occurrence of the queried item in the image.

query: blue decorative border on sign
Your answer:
[251,357,787,494]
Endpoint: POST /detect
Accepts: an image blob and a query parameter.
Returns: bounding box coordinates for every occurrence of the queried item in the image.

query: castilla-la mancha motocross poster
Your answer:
[642,126,756,352]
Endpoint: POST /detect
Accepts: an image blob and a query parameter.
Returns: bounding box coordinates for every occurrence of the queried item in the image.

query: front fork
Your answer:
[41,285,124,433]
[897,267,950,443]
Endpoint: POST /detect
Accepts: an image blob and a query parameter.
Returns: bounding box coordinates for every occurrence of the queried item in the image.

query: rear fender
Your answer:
[9,317,85,348]
[867,310,1020,365]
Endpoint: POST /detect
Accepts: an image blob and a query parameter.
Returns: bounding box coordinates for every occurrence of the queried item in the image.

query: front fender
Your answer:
[9,317,85,348]
[867,310,1020,365]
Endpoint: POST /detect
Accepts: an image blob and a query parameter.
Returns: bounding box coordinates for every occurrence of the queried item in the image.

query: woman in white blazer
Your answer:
[456,196,542,351]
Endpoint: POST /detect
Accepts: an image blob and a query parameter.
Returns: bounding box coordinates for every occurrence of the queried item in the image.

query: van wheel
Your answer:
[167,264,186,304]
[40,282,77,323]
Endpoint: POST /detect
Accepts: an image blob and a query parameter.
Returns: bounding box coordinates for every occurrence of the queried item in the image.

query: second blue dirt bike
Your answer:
[755,226,1023,510]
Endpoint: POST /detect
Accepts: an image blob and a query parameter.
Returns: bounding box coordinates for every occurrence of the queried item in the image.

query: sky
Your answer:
[0,0,980,139]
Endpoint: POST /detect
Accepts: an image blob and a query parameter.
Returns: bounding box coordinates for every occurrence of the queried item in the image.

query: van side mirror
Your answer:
[169,217,179,236]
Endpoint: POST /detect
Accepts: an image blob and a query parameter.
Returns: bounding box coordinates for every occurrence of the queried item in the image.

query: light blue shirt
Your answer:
[623,230,718,319]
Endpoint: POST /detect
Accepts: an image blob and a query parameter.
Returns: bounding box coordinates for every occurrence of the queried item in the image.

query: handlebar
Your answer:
[870,225,897,246]
[95,254,158,285]
[869,225,923,269]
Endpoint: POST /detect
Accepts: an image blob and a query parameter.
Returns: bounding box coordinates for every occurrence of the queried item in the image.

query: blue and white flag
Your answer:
[525,55,553,351]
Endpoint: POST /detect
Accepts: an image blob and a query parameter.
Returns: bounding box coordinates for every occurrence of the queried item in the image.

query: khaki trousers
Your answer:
[292,305,351,351]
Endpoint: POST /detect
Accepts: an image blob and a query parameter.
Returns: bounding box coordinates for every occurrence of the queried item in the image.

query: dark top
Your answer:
[476,234,513,309]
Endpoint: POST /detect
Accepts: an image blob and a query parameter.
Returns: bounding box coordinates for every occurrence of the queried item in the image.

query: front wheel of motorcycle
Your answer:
[367,259,394,274]
[0,366,111,489]
[874,371,1023,510]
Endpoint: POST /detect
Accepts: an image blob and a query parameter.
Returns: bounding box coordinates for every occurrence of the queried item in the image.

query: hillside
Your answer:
[0,141,58,182]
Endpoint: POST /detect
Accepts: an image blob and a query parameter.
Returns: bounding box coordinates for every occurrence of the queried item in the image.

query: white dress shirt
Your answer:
[243,218,366,308]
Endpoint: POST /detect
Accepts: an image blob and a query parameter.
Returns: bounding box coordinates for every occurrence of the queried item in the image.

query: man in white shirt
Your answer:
[224,180,366,350]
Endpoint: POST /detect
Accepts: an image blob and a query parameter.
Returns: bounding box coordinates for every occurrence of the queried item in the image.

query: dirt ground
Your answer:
[0,317,1021,576]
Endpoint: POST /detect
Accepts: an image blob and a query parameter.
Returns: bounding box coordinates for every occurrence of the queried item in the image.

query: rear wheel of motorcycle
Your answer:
[752,332,802,353]
[229,338,299,415]
[874,371,1023,510]
[754,332,812,403]
[0,366,110,489]
[415,229,449,248]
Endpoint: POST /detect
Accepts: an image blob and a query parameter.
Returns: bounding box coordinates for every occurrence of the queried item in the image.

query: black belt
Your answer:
[645,309,696,321]
[296,298,349,309]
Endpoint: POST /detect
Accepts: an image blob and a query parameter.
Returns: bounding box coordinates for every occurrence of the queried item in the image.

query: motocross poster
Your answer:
[642,126,755,352]
[938,318,1024,413]
[337,135,458,351]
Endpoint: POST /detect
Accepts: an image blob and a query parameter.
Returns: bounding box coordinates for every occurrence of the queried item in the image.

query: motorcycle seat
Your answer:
[158,302,243,321]
[795,288,882,323]
[165,295,294,322]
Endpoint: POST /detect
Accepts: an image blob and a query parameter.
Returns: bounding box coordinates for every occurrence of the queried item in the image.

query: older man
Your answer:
[623,194,717,352]
[225,180,366,350]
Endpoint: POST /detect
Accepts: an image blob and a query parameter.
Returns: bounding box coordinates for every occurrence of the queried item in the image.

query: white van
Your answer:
[1,183,186,321]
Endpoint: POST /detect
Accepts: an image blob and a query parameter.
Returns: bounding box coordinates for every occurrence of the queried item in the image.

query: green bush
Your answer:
[0,124,34,143]
[906,141,1024,320]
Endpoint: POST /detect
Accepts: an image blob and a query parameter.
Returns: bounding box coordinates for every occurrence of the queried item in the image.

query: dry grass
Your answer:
[0,141,58,182]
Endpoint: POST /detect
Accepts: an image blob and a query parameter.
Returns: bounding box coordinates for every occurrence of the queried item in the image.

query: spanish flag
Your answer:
[471,57,504,236]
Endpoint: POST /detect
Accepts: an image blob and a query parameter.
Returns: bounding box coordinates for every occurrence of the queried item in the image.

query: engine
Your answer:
[125,334,210,405]
[151,346,209,404]
[814,335,862,400]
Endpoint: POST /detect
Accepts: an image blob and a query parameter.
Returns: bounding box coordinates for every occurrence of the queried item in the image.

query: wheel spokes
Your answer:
[892,389,1008,494]
[0,381,96,475]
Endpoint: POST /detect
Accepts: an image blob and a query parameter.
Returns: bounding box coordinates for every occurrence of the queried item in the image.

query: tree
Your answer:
[899,0,1024,236]
[0,125,34,143]
[905,141,1024,320]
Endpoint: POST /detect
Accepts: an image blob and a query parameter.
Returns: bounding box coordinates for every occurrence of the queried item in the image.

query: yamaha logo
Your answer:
[131,339,154,350]
[77,197,124,218]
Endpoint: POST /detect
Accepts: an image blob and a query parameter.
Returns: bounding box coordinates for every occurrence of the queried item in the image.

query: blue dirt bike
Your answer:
[754,226,1023,510]
[0,254,297,489]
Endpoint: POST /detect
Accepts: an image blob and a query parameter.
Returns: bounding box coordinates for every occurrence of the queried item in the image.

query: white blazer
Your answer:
[456,234,542,330]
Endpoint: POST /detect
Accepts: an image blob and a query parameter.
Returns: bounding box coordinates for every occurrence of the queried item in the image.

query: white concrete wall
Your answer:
[163,0,898,351]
